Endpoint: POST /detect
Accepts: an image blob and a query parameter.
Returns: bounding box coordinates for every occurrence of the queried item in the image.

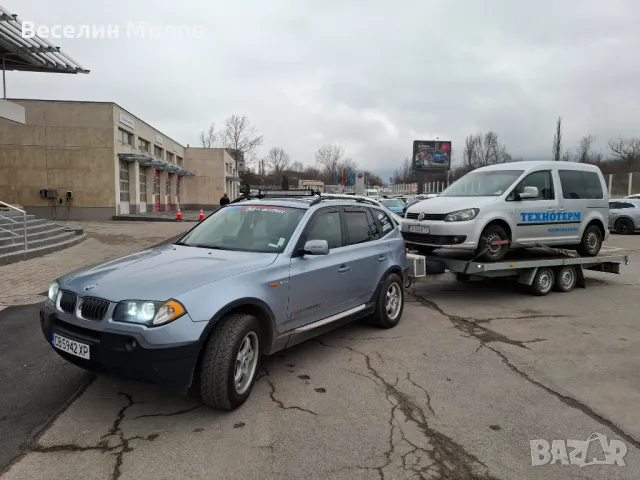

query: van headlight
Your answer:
[444,208,479,222]
[113,300,186,326]
[48,281,59,302]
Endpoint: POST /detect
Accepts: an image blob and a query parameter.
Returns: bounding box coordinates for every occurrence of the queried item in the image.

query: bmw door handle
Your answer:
[338,264,350,273]
[547,207,556,211]
[557,207,566,212]
[378,255,387,262]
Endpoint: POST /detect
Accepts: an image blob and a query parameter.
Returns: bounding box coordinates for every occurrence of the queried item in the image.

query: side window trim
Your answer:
[372,207,394,238]
[506,169,554,202]
[343,206,374,246]
[294,207,342,254]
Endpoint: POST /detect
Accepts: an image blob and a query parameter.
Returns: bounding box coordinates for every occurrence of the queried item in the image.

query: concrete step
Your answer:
[0,225,68,246]
[0,231,78,255]
[0,234,87,266]
[0,221,63,239]
[0,215,38,227]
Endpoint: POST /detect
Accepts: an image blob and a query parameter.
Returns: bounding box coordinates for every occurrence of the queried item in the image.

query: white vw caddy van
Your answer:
[401,161,609,262]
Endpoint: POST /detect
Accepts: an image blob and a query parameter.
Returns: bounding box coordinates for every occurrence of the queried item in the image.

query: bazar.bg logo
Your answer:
[530,433,627,467]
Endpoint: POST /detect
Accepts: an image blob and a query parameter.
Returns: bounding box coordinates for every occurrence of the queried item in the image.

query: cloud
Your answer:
[8,0,640,179]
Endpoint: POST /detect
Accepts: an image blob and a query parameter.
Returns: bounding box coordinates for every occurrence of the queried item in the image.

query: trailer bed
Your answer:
[406,248,630,295]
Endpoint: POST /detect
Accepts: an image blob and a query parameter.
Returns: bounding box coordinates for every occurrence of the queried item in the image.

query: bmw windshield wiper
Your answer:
[182,244,228,250]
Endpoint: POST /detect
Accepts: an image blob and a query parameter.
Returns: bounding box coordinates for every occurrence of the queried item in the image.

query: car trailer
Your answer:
[405,249,630,296]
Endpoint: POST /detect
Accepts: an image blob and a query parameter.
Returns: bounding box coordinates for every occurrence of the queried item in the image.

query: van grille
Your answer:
[406,212,446,221]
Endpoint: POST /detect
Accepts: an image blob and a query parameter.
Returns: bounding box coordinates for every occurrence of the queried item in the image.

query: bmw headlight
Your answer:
[113,300,186,326]
[48,281,59,303]
[444,208,479,222]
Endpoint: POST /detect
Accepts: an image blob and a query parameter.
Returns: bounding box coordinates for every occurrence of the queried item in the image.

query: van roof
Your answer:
[475,161,601,174]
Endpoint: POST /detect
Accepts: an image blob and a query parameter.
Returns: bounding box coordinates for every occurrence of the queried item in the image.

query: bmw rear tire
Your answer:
[370,273,404,328]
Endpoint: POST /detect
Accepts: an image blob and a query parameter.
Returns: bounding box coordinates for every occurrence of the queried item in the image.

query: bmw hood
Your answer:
[57,244,278,301]
[406,196,499,215]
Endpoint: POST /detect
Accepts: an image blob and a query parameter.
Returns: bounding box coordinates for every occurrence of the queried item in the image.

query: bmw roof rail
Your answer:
[309,194,379,207]
[229,188,321,204]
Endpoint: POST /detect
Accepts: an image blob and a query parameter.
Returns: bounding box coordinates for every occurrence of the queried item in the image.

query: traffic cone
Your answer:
[176,208,182,221]
[199,208,204,221]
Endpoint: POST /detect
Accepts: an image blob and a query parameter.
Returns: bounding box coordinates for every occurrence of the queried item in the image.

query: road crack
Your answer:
[317,340,496,479]
[413,293,640,451]
[24,392,187,480]
[411,292,546,350]
[266,379,318,416]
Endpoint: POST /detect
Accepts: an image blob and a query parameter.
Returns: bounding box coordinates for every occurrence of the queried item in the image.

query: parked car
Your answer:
[321,193,404,224]
[41,191,408,410]
[609,199,640,234]
[378,197,406,214]
[405,194,438,210]
[401,161,609,261]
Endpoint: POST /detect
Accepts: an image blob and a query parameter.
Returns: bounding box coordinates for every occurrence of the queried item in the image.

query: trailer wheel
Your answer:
[530,267,555,296]
[553,266,577,292]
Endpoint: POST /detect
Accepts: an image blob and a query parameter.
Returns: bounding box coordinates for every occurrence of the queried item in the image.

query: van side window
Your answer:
[508,170,554,201]
[559,170,603,200]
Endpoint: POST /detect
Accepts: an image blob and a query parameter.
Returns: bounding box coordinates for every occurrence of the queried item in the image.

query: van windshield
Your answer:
[440,170,524,197]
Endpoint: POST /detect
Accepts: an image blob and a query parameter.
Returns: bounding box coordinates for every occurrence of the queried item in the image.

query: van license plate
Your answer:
[52,333,90,360]
[408,225,429,234]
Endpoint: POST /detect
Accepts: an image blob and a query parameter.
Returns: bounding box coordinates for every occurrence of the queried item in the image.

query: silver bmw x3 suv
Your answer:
[41,191,408,410]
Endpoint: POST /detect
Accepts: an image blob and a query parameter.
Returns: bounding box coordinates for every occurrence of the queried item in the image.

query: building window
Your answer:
[154,145,163,159]
[119,160,130,202]
[138,138,150,152]
[118,128,133,146]
[166,152,174,164]
[140,167,147,202]
[177,157,183,167]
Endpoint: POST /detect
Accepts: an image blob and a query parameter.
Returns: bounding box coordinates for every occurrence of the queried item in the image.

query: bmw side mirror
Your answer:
[303,239,329,255]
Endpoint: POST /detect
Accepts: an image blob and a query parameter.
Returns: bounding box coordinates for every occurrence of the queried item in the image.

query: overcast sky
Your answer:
[8,0,640,182]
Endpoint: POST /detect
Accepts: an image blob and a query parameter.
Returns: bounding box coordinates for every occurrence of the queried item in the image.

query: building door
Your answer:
[139,167,148,213]
[176,175,180,207]
[165,171,172,211]
[119,159,131,215]
[153,168,160,212]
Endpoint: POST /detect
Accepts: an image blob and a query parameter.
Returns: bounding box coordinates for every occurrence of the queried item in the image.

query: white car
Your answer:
[401,161,609,261]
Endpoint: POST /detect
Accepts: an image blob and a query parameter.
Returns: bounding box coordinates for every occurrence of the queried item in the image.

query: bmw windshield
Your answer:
[439,170,524,197]
[176,205,305,253]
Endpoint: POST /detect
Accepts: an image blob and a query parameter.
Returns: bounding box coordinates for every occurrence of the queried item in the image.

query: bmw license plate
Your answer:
[52,333,90,360]
[408,225,429,234]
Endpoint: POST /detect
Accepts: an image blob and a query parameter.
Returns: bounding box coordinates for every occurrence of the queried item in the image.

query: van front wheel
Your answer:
[576,225,602,257]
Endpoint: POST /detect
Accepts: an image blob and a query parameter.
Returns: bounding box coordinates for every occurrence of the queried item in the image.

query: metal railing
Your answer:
[0,201,27,259]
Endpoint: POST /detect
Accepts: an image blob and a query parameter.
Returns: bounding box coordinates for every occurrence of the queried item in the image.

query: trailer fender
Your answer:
[576,265,586,288]
[518,268,538,286]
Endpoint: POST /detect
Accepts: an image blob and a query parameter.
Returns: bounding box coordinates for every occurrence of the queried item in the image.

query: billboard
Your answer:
[412,140,452,172]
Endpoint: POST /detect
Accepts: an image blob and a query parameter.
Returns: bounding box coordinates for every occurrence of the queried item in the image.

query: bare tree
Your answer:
[608,136,640,171]
[552,116,563,161]
[575,134,595,163]
[199,123,217,148]
[463,132,513,168]
[561,151,574,162]
[265,147,291,176]
[291,161,304,172]
[219,115,264,166]
[315,144,344,176]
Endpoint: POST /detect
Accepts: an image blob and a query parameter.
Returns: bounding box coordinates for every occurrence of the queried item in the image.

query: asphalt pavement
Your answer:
[0,303,93,471]
[0,232,183,472]
[1,234,640,479]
